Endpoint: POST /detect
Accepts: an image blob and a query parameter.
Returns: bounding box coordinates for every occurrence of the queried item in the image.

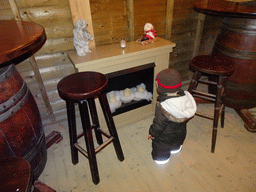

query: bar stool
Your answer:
[188,55,235,153]
[57,71,124,184]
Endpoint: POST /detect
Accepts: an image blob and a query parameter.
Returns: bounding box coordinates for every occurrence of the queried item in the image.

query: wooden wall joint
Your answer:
[127,0,135,41]
[165,0,174,40]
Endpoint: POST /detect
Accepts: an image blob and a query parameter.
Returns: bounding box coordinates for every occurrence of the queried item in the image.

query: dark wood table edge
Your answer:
[193,6,256,19]
[0,20,46,66]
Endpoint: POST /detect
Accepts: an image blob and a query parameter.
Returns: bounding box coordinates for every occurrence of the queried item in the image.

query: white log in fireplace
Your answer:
[68,37,176,128]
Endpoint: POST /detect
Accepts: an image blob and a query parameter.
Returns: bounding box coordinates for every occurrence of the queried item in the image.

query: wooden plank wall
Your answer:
[0,0,221,67]
[198,14,223,55]
[168,0,222,81]
[169,0,198,80]
[0,0,221,124]
[0,0,74,54]
[0,0,76,124]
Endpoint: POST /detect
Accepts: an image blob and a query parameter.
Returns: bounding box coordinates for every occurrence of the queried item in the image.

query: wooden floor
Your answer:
[38,103,256,192]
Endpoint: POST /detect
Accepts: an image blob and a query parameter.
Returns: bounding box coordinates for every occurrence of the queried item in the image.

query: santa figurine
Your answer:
[141,23,156,42]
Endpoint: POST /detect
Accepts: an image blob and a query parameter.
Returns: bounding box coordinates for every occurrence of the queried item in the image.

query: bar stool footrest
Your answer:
[74,129,114,159]
[196,112,214,121]
[196,104,224,121]
[77,127,111,140]
[199,79,217,86]
[192,90,216,99]
[193,94,216,102]
[74,143,89,158]
[95,137,114,153]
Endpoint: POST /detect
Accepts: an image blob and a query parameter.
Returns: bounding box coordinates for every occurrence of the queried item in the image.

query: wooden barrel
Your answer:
[0,65,47,179]
[212,17,256,109]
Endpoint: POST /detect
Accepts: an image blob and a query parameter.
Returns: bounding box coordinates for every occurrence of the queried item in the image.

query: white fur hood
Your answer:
[160,91,197,122]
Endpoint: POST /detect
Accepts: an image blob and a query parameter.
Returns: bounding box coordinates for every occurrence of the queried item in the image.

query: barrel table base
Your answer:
[235,109,256,132]
[45,131,63,149]
[212,17,256,132]
[0,64,59,191]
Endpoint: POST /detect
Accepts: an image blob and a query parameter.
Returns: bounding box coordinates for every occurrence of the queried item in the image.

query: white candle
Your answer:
[120,38,126,48]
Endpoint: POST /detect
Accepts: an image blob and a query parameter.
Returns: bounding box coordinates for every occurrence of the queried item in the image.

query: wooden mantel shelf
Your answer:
[67,37,176,127]
[68,37,175,73]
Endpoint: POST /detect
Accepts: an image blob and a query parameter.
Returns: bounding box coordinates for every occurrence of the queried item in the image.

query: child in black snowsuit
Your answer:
[148,69,197,164]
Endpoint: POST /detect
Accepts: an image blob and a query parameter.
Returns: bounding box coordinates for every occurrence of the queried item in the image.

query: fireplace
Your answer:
[68,37,175,127]
[106,63,155,116]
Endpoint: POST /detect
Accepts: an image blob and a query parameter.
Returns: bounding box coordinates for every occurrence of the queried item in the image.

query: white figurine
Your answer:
[107,91,122,113]
[73,19,94,56]
[134,83,153,101]
[120,88,135,103]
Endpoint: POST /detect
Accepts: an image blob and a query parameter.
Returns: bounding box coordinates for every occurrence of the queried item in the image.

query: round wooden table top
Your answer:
[194,0,256,18]
[0,20,46,67]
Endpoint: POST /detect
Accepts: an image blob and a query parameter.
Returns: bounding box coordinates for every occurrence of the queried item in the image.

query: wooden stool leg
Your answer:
[211,76,224,153]
[99,93,125,162]
[221,76,228,129]
[221,105,225,128]
[66,100,78,164]
[88,98,103,145]
[188,71,201,93]
[211,128,217,153]
[78,100,100,185]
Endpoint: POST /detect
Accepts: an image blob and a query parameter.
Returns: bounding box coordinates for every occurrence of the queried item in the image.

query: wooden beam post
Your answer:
[127,0,135,41]
[69,0,96,48]
[193,13,206,57]
[8,0,22,20]
[165,0,174,40]
[8,0,55,121]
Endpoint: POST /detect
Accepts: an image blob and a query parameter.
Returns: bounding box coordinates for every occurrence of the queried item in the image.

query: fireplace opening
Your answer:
[106,63,155,116]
